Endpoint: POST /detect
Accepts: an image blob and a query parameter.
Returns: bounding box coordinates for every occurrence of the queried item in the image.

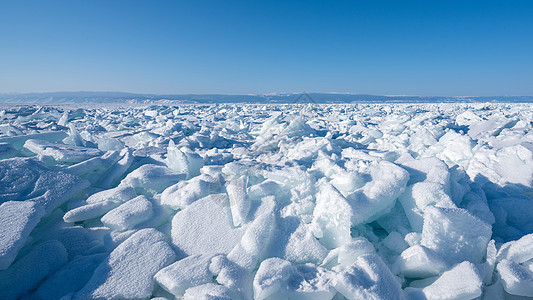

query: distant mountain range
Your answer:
[1,92,532,104]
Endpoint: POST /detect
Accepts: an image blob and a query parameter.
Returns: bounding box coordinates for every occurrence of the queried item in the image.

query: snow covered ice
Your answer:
[1,102,533,299]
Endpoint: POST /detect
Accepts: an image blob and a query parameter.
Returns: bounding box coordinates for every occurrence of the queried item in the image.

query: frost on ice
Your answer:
[0,102,533,299]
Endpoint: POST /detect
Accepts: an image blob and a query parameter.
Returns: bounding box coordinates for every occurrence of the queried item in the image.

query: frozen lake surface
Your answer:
[1,102,533,299]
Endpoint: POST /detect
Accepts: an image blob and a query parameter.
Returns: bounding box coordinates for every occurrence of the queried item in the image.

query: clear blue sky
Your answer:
[1,0,532,96]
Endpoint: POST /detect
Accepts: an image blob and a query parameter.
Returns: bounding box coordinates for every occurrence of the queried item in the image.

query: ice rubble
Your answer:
[0,103,533,299]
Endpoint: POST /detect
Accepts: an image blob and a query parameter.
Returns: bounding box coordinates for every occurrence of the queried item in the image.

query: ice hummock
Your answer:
[0,102,532,299]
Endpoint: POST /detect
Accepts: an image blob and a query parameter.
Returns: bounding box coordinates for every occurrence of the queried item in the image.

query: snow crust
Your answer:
[1,103,533,299]
[0,201,44,270]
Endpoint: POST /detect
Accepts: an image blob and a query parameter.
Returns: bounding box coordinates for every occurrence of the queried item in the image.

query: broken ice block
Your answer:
[74,229,175,299]
[0,201,45,270]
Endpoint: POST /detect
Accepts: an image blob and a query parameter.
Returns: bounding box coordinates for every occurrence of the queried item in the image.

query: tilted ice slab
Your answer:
[121,164,185,195]
[421,206,492,265]
[171,193,246,256]
[396,245,449,278]
[74,228,175,299]
[406,261,483,300]
[24,139,102,163]
[63,185,137,223]
[161,173,222,210]
[0,201,45,270]
[101,195,153,231]
[155,254,214,297]
[0,158,89,214]
[334,254,405,300]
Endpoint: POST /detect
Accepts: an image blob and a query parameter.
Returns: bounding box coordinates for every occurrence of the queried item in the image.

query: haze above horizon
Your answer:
[1,1,532,96]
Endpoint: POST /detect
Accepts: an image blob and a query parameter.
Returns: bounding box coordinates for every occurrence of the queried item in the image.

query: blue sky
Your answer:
[1,0,532,96]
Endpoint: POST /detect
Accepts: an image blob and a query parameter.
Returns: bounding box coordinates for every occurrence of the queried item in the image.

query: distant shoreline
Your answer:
[1,92,532,104]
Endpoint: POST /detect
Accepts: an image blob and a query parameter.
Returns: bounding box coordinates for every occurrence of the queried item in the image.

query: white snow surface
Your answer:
[0,102,533,299]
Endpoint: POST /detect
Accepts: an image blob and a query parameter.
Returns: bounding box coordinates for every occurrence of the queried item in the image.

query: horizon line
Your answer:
[1,91,532,98]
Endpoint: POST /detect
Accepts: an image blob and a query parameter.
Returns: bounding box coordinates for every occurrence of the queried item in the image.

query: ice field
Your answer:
[1,102,533,299]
